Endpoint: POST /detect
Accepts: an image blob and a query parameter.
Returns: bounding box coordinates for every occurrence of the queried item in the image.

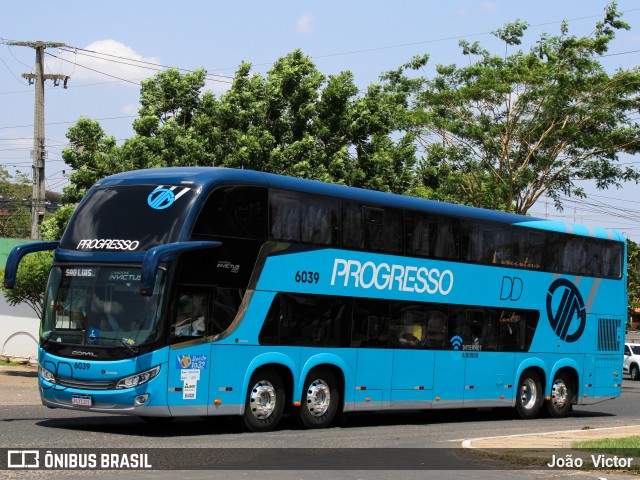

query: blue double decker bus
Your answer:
[4,168,626,431]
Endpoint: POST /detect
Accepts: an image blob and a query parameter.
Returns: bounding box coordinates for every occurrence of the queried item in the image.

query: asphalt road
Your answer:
[1,375,639,479]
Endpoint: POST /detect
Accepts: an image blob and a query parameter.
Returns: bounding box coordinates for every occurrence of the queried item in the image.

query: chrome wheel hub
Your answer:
[550,379,568,408]
[520,378,537,409]
[249,380,276,419]
[305,379,331,417]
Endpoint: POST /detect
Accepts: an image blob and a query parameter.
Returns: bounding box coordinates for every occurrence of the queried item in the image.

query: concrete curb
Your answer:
[462,425,640,449]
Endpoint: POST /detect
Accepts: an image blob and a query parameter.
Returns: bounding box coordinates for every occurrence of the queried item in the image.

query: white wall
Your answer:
[0,296,39,359]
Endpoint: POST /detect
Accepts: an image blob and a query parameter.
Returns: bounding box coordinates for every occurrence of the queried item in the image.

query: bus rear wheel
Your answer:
[298,367,340,429]
[516,371,543,419]
[243,368,285,432]
[546,373,573,418]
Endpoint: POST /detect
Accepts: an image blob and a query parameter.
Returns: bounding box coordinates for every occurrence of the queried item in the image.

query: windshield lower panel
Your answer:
[42,266,165,354]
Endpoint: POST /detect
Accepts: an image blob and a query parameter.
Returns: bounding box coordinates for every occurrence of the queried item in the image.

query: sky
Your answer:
[1,0,639,241]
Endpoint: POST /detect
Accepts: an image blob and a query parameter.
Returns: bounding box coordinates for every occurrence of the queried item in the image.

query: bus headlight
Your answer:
[39,364,56,384]
[116,365,161,389]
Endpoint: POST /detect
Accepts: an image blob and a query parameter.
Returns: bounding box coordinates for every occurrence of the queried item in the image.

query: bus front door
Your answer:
[167,345,212,416]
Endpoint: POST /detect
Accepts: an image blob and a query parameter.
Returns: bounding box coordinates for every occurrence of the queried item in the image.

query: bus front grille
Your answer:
[55,377,118,390]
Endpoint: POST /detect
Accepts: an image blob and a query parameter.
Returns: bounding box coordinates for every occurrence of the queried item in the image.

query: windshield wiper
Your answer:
[119,339,139,354]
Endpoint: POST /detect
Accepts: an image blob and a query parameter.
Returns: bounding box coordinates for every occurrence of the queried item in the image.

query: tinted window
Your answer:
[259,294,351,347]
[270,190,338,245]
[498,310,539,352]
[602,241,623,279]
[558,236,597,276]
[463,222,510,264]
[390,302,427,348]
[171,287,243,343]
[510,230,546,270]
[192,186,268,240]
[342,203,402,253]
[351,298,389,348]
[405,212,459,260]
[60,185,196,251]
[448,307,497,351]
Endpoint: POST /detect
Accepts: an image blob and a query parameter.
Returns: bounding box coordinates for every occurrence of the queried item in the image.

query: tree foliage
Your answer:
[0,205,72,317]
[0,167,31,238]
[61,50,416,203]
[628,240,640,319]
[0,251,51,318]
[382,2,640,213]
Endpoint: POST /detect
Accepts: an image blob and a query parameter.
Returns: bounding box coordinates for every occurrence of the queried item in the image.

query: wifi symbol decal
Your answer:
[450,336,463,350]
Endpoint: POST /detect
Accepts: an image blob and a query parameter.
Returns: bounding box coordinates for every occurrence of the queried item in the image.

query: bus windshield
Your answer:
[59,184,196,252]
[42,266,166,348]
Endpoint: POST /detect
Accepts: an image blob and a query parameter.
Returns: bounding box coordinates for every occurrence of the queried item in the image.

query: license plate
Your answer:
[71,394,92,407]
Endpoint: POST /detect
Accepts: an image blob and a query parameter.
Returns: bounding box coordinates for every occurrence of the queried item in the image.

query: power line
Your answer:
[0,115,136,130]
[45,51,139,86]
[62,47,234,82]
[0,53,27,86]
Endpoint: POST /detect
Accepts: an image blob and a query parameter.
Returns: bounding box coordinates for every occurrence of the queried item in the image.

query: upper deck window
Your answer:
[342,203,402,253]
[192,186,268,240]
[60,185,196,252]
[270,190,339,246]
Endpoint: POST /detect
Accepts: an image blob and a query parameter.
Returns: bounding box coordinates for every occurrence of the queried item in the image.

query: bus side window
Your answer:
[465,309,487,348]
[342,202,364,249]
[259,294,350,347]
[270,191,339,246]
[258,296,282,346]
[212,288,244,335]
[499,311,525,352]
[172,290,211,339]
[602,241,622,279]
[406,212,460,261]
[390,302,427,349]
[425,308,447,349]
[192,186,268,240]
[352,298,389,348]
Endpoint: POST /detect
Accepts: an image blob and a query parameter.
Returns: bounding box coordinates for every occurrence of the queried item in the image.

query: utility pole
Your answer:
[9,40,69,239]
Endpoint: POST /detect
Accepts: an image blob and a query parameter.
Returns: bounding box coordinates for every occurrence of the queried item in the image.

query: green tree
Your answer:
[0,167,31,238]
[0,205,72,317]
[39,204,76,241]
[383,2,640,213]
[61,118,120,203]
[0,251,50,318]
[628,240,640,321]
[61,50,417,201]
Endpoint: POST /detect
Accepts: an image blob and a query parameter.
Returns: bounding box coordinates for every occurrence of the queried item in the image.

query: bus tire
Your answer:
[547,372,573,418]
[515,370,543,419]
[243,368,285,432]
[630,364,640,381]
[298,367,340,429]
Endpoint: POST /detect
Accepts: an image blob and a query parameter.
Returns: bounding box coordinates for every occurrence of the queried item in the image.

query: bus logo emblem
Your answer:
[546,278,586,343]
[148,187,176,210]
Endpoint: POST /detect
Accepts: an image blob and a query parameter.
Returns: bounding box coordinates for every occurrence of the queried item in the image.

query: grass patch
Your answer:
[573,436,640,455]
[0,361,22,367]
[572,437,640,472]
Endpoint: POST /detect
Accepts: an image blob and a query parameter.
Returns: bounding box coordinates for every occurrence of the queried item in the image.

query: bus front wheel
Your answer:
[298,367,340,429]
[515,371,543,419]
[243,368,285,432]
[546,373,573,418]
